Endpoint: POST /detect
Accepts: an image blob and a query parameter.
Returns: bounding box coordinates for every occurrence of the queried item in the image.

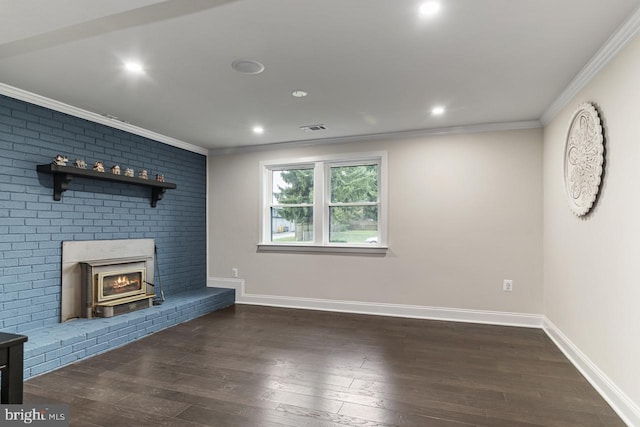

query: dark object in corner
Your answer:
[0,332,28,404]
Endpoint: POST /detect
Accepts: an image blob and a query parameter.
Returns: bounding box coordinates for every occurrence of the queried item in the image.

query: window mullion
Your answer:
[264,167,272,243]
[328,202,379,207]
[324,161,332,245]
[314,162,324,245]
[270,203,313,208]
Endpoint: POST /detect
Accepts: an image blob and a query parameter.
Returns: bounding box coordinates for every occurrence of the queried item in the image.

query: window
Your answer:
[270,167,314,243]
[328,164,379,244]
[260,152,387,253]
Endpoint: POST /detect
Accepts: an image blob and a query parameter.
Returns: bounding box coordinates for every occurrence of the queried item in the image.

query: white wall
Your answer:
[543,33,640,413]
[209,128,542,315]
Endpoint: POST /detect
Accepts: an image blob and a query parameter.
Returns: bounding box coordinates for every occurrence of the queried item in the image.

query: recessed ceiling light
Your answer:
[292,90,308,98]
[253,126,264,134]
[232,59,265,74]
[431,106,445,116]
[124,61,144,74]
[419,1,441,16]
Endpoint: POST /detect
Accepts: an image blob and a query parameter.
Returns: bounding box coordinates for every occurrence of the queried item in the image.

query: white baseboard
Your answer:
[207,277,543,328]
[209,277,244,296]
[544,318,639,427]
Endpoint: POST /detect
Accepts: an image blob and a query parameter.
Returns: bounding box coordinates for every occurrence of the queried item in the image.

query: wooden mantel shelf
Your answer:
[36,164,177,207]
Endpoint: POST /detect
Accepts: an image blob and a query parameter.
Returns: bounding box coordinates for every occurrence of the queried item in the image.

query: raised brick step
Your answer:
[21,287,234,379]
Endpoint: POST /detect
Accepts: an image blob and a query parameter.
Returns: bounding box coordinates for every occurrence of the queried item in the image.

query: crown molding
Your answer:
[0,80,539,157]
[541,5,640,125]
[0,82,209,156]
[208,120,542,156]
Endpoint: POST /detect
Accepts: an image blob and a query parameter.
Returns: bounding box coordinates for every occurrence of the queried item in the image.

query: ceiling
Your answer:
[1,0,639,151]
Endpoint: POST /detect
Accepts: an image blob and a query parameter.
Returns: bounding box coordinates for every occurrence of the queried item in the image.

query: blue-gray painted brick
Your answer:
[97,331,119,344]
[86,327,109,339]
[145,311,161,321]
[44,346,74,362]
[17,321,43,332]
[108,335,130,348]
[0,259,19,268]
[145,324,163,334]
[128,330,146,340]
[24,341,61,359]
[85,342,111,356]
[127,317,145,326]
[116,325,137,337]
[152,317,169,326]
[2,299,33,309]
[1,93,207,334]
[30,359,62,376]
[136,320,153,331]
[3,314,32,327]
[60,335,86,347]
[60,350,85,366]
[11,242,39,250]
[23,355,45,368]
[73,339,97,352]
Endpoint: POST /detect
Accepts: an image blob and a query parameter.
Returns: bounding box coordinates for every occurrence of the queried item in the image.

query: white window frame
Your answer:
[259,151,388,254]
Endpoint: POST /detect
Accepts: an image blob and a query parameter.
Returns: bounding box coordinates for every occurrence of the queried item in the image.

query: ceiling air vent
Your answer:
[300,124,327,132]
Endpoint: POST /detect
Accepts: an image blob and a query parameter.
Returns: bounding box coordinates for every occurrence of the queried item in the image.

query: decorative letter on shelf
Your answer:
[36,164,177,207]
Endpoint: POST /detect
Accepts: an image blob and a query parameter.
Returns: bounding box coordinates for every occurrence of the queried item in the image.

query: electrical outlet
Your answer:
[232,267,239,278]
[503,279,513,292]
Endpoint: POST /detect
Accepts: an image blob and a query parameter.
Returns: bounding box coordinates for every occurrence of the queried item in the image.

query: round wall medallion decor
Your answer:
[563,102,604,216]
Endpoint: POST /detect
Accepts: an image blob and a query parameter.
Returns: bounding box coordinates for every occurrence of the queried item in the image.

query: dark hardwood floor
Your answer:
[24,305,624,427]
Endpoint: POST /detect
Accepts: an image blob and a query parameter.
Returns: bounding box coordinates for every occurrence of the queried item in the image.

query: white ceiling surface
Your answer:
[0,0,638,150]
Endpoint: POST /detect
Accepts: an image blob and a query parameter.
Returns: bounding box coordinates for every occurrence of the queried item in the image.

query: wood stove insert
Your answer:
[80,257,155,318]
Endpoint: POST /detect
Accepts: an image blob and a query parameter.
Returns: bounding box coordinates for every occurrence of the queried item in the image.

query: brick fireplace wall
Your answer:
[0,94,207,333]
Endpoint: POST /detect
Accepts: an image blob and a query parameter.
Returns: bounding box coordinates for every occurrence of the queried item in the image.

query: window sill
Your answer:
[257,244,388,256]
